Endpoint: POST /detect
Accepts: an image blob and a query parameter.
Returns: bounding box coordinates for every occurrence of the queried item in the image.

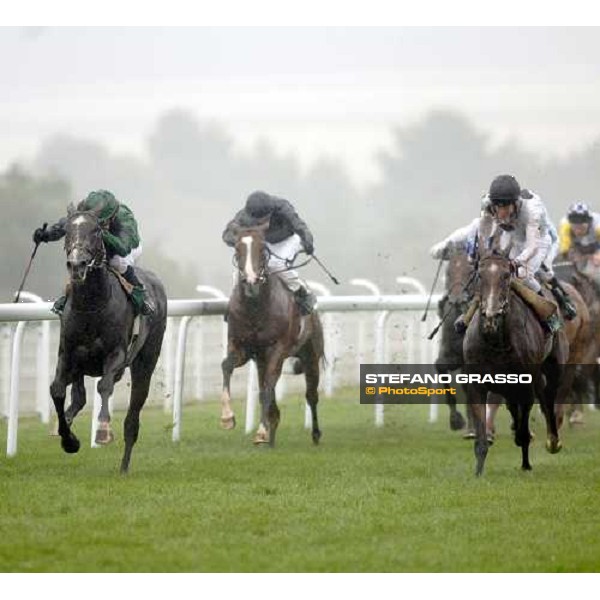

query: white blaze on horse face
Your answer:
[241,236,258,284]
[72,215,87,227]
[484,262,500,317]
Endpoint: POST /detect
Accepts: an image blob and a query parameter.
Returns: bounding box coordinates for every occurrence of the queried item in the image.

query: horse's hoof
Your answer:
[486,432,495,446]
[253,432,269,445]
[61,435,80,454]
[568,411,584,426]
[220,415,236,430]
[95,427,115,446]
[312,430,322,445]
[463,429,476,440]
[545,438,563,454]
[450,413,466,431]
[522,464,533,471]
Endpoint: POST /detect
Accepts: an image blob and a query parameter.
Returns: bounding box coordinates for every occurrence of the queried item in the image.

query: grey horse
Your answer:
[50,208,167,473]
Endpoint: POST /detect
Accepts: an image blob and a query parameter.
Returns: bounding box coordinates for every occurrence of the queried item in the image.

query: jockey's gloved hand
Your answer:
[33,227,49,244]
[511,259,526,279]
[303,239,314,255]
[430,241,448,259]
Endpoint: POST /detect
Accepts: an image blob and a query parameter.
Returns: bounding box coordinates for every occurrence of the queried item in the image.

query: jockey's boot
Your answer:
[454,296,480,334]
[51,283,71,315]
[294,285,317,315]
[123,266,155,316]
[548,277,577,320]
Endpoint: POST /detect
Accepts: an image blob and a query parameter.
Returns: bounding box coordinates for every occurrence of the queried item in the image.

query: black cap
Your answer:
[245,191,275,218]
[489,175,521,205]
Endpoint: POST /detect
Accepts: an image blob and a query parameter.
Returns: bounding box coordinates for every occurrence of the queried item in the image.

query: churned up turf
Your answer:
[1,391,599,572]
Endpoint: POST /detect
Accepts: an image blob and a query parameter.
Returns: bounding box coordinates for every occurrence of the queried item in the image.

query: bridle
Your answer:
[65,213,107,272]
[478,253,515,318]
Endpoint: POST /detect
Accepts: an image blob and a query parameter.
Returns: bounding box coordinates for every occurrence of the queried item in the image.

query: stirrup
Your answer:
[544,313,562,334]
[141,299,155,316]
[562,300,577,321]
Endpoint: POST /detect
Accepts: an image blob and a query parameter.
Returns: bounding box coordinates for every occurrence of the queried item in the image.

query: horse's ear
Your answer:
[67,202,76,216]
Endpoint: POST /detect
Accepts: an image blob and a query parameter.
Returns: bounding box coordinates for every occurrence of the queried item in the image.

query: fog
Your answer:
[2,26,600,299]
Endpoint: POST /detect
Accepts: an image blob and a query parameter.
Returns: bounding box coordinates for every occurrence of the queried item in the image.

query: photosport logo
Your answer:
[360,364,534,404]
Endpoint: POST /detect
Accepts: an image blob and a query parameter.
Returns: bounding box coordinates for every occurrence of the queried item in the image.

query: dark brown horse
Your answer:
[220,221,325,446]
[435,252,503,441]
[463,247,569,475]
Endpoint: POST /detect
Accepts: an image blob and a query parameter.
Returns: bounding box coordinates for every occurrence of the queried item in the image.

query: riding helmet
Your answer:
[81,190,120,223]
[567,202,592,224]
[246,191,275,219]
[489,175,521,206]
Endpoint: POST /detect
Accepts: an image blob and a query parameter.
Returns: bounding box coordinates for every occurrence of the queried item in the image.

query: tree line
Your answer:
[2,108,600,301]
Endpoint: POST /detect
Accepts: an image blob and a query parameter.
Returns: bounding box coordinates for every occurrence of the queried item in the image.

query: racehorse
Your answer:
[553,260,600,426]
[49,208,167,473]
[463,243,569,476]
[435,252,473,431]
[220,220,325,446]
[434,252,502,441]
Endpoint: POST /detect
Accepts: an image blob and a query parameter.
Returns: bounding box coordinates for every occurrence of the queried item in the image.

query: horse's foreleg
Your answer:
[95,349,126,445]
[50,353,79,454]
[468,384,488,476]
[447,395,466,431]
[220,347,249,430]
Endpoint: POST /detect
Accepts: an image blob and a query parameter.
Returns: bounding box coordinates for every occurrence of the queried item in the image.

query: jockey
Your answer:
[222,190,317,314]
[33,189,155,316]
[433,175,576,333]
[430,217,480,261]
[558,202,600,285]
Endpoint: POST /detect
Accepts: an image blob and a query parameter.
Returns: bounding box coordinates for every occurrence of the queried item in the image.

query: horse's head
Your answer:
[233,219,270,296]
[478,250,513,335]
[64,209,106,283]
[445,252,474,307]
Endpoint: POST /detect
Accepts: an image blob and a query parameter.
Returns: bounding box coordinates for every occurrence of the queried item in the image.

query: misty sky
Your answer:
[2,26,600,186]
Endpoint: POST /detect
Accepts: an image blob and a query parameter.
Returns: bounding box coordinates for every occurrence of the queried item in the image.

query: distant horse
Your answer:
[435,252,473,431]
[463,246,569,475]
[220,221,325,446]
[553,260,600,426]
[434,252,501,441]
[49,209,167,473]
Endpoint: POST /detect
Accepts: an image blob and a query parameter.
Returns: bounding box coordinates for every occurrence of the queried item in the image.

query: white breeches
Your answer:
[266,234,304,291]
[109,243,142,274]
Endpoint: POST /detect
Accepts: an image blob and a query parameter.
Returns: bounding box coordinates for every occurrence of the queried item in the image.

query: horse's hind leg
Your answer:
[121,342,161,474]
[299,346,321,445]
[256,350,284,448]
[65,375,86,426]
[220,347,250,430]
[50,352,79,454]
[541,359,564,453]
[511,389,534,471]
[96,349,126,445]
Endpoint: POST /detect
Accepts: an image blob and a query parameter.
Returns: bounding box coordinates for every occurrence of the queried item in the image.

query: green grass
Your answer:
[1,390,600,572]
